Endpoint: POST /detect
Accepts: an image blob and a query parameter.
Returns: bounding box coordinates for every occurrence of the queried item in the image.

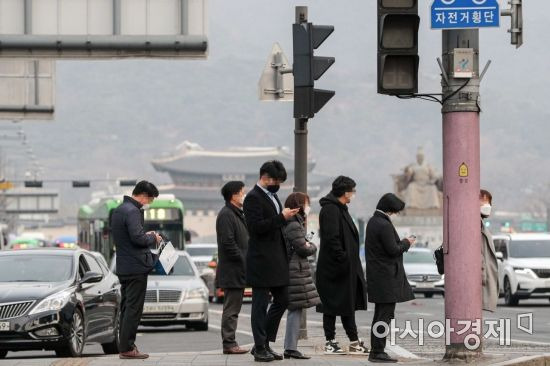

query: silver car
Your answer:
[141,251,209,330]
[403,248,445,298]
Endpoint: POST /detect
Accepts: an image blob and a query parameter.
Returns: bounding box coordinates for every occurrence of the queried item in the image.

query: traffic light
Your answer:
[72,180,90,188]
[501,0,523,48]
[24,180,43,188]
[293,22,335,118]
[377,0,420,95]
[119,179,137,187]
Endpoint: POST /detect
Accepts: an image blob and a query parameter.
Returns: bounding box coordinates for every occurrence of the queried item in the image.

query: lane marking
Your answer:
[386,344,422,360]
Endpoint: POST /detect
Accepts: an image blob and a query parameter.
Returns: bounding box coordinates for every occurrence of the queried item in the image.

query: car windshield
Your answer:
[150,255,195,276]
[186,246,216,257]
[403,251,434,264]
[509,240,550,258]
[0,255,73,282]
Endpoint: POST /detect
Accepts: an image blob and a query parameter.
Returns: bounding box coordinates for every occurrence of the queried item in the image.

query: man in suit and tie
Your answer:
[244,160,300,362]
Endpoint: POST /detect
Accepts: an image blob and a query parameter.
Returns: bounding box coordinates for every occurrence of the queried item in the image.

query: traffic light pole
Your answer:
[441,29,482,361]
[294,6,309,342]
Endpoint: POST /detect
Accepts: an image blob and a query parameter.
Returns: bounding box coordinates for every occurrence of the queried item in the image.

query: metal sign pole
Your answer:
[441,28,482,361]
[294,5,309,341]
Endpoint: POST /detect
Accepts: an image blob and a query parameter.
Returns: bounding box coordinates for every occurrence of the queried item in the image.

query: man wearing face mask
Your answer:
[316,176,369,356]
[111,180,161,359]
[216,181,250,354]
[480,189,498,312]
[244,160,300,362]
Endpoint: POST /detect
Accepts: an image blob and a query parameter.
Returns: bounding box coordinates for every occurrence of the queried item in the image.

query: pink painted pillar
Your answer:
[443,111,482,356]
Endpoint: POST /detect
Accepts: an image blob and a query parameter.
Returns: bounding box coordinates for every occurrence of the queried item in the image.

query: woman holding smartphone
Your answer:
[282,192,321,359]
[365,193,416,363]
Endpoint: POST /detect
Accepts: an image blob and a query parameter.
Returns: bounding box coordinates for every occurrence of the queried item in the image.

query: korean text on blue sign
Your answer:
[431,0,500,29]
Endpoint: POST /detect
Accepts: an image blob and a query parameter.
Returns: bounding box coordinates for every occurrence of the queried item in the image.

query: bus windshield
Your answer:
[144,223,184,249]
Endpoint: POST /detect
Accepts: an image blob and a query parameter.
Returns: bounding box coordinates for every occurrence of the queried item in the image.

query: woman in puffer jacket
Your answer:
[282,192,321,360]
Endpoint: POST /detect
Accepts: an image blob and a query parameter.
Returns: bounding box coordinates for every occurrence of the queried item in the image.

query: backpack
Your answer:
[434,245,444,275]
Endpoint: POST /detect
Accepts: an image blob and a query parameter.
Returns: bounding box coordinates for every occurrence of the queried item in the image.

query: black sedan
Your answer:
[0,248,120,358]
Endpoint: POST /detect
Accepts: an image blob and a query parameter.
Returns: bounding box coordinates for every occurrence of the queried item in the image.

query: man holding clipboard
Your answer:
[111,181,161,360]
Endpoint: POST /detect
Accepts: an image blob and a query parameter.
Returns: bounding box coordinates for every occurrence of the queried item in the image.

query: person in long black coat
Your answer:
[282,192,321,360]
[365,193,416,363]
[111,181,161,359]
[316,176,369,355]
[215,181,249,354]
[243,160,300,362]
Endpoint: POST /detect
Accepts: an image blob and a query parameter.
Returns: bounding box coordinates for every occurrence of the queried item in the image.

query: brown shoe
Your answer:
[119,348,149,359]
[223,345,249,354]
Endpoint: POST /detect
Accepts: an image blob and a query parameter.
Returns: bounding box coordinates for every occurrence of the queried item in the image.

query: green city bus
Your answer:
[77,194,186,263]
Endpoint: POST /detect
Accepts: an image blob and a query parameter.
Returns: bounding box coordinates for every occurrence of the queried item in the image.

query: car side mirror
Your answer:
[496,252,504,261]
[81,272,103,284]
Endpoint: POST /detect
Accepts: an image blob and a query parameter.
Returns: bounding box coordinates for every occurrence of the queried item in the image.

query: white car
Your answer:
[141,251,209,330]
[185,243,217,272]
[110,251,209,330]
[403,248,445,298]
[493,233,550,306]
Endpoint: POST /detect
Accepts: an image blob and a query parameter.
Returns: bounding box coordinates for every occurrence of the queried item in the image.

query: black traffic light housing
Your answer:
[72,180,91,188]
[24,180,43,188]
[377,0,420,95]
[293,22,335,119]
[119,179,137,187]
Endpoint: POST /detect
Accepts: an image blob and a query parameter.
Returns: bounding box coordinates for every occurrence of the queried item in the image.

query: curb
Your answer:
[491,354,550,366]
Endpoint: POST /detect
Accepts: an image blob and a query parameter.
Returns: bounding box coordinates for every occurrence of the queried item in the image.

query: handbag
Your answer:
[154,239,179,275]
[434,245,444,275]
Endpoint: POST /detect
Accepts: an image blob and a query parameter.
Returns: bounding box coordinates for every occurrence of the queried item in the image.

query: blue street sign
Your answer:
[431,0,500,29]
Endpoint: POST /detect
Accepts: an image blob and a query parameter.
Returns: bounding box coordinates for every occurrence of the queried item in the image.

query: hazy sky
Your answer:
[11,0,550,217]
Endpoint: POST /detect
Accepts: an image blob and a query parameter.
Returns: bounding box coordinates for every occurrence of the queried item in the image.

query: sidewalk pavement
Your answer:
[1,335,549,366]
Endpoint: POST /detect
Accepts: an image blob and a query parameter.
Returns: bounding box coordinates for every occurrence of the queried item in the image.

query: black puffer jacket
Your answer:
[284,215,321,310]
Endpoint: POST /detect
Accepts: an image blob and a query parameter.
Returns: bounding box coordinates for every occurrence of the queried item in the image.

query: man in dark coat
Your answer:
[316,176,369,355]
[365,193,416,363]
[111,181,161,360]
[243,160,299,362]
[216,181,249,354]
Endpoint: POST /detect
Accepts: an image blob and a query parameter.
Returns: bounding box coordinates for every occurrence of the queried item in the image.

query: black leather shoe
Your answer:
[253,347,275,362]
[265,344,283,360]
[284,350,311,359]
[368,352,398,363]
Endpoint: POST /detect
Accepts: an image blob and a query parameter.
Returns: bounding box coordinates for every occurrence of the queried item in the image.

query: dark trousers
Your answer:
[251,286,288,348]
[221,288,245,348]
[323,313,359,342]
[118,274,148,353]
[370,303,396,354]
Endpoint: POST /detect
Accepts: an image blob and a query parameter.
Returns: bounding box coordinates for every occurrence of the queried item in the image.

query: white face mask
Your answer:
[141,204,150,211]
[480,203,492,217]
[304,206,311,216]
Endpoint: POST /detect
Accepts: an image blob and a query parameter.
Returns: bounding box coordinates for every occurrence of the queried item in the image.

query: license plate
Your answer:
[416,282,435,289]
[143,305,176,313]
[0,322,9,331]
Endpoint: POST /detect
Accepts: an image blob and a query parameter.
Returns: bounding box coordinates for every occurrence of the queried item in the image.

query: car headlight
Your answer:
[29,290,72,315]
[187,287,208,300]
[513,267,534,276]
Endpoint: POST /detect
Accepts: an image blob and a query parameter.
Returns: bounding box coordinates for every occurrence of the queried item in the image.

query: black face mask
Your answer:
[267,184,280,193]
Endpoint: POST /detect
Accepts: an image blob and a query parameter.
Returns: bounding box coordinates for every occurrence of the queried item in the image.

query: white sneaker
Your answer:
[349,339,369,355]
[324,340,346,355]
